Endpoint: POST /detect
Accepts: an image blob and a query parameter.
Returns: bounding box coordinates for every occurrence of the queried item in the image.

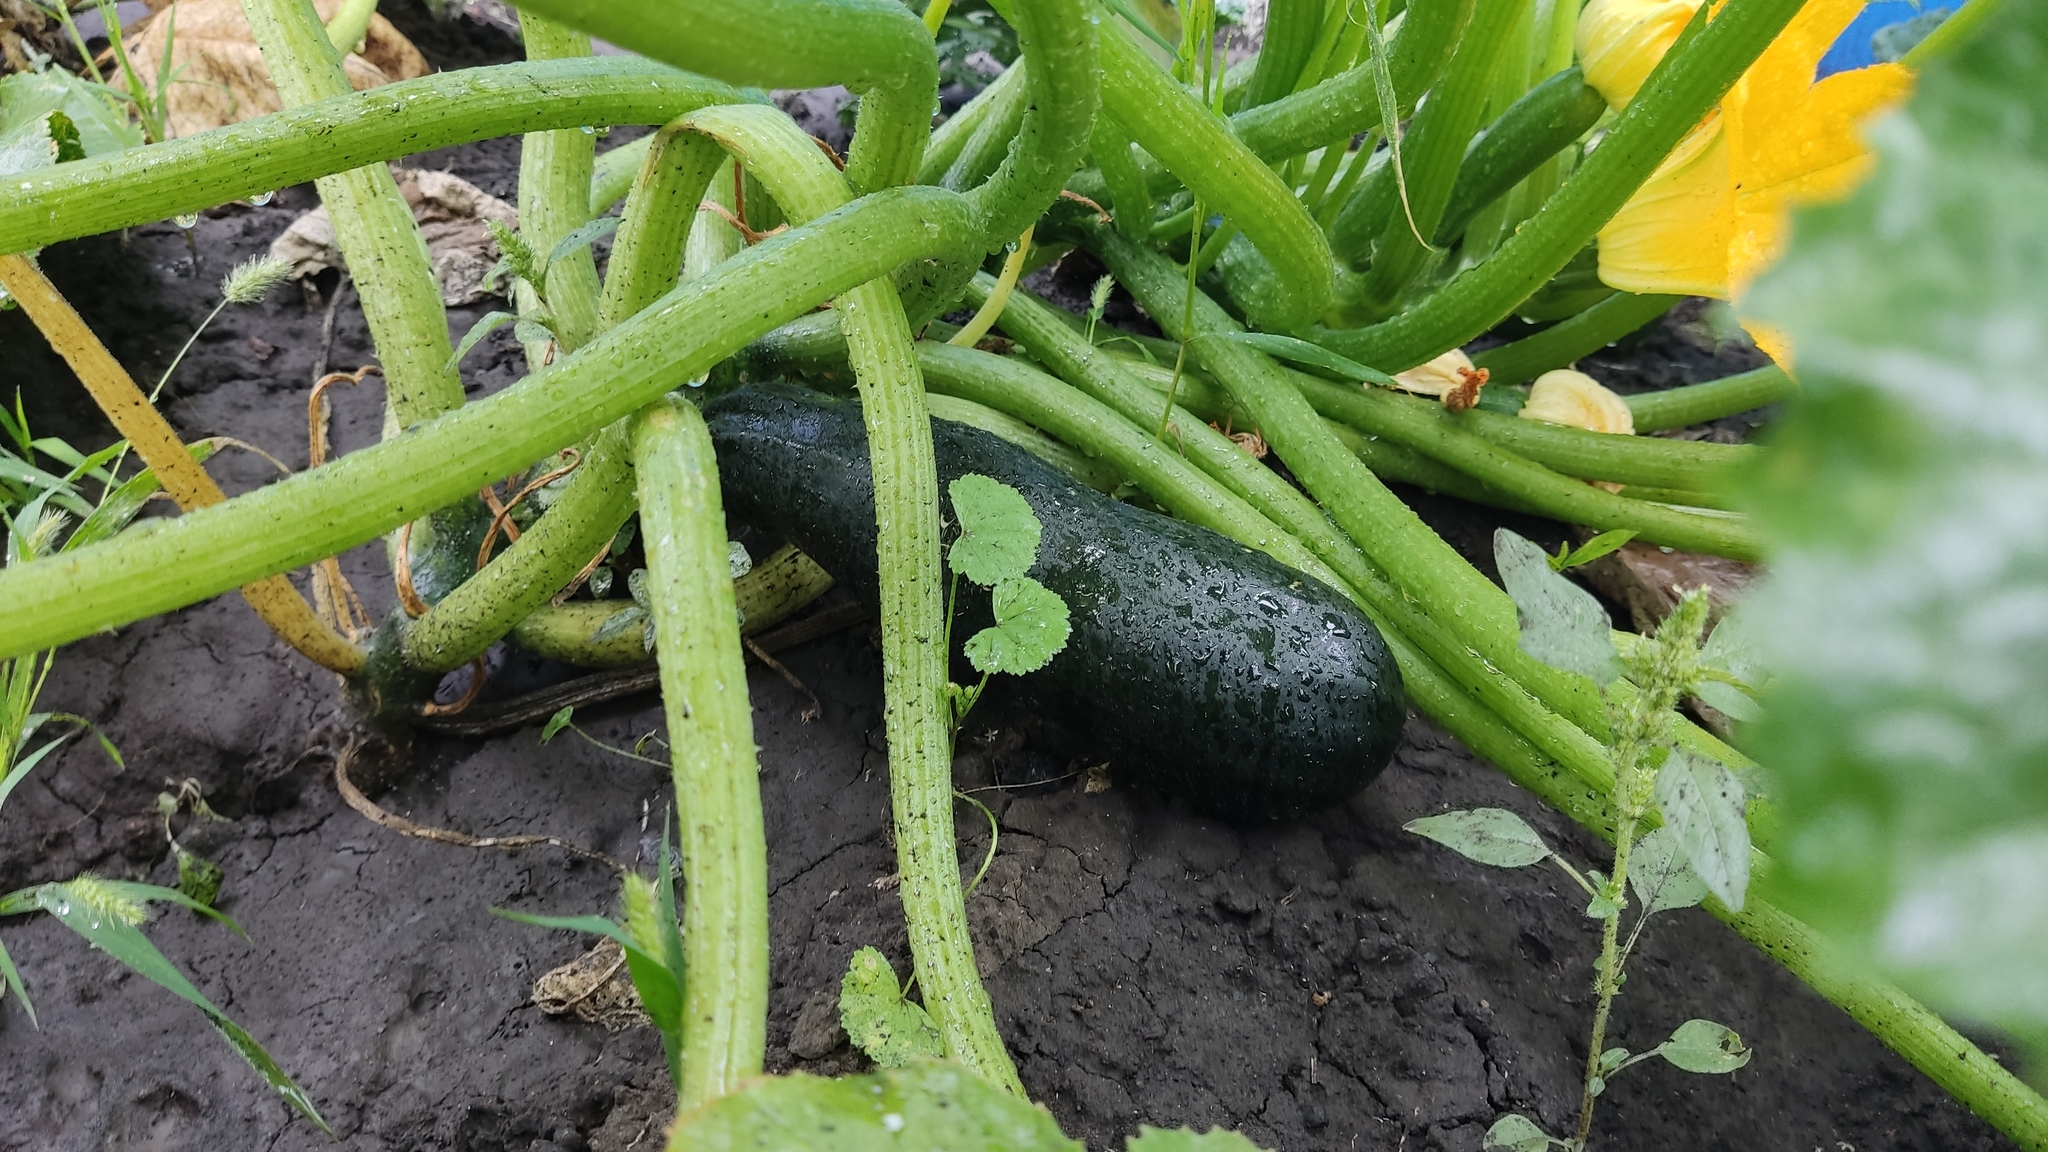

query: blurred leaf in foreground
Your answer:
[1739,0,2048,1064]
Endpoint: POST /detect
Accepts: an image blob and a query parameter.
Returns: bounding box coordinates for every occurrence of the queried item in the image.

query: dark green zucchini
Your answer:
[704,385,1404,818]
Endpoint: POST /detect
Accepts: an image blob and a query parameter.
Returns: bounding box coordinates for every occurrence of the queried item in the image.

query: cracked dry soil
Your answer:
[0,11,2021,1151]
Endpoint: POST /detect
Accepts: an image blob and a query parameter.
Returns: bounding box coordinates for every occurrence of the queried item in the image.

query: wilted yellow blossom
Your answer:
[1392,348,1478,398]
[1576,0,1704,110]
[1521,370,1635,435]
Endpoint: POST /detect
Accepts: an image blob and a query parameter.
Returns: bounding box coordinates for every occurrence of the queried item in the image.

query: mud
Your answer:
[0,9,2017,1151]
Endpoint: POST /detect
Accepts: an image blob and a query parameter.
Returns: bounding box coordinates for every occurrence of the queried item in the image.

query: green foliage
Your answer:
[174,847,224,908]
[943,475,1071,727]
[962,575,1070,676]
[1653,1019,1751,1074]
[1737,0,2048,1053]
[947,473,1041,586]
[838,946,944,1068]
[1495,529,1622,685]
[0,70,142,166]
[1405,808,1552,868]
[664,1060,1078,1151]
[0,878,328,1131]
[1651,751,1749,911]
[1625,827,1709,915]
[1482,1114,1551,1152]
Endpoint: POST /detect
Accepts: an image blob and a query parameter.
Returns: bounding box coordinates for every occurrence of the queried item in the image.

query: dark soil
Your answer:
[0,12,2019,1152]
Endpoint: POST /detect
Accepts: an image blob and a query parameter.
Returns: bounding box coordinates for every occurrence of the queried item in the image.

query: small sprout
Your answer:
[540,706,575,744]
[1520,369,1636,435]
[219,256,293,305]
[1549,529,1639,572]
[620,873,665,958]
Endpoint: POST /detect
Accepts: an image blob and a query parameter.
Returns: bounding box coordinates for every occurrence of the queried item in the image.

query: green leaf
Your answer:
[540,706,575,744]
[947,474,1041,586]
[1652,751,1749,911]
[665,1061,1080,1150]
[0,71,142,163]
[1404,808,1551,868]
[36,881,327,1131]
[1696,608,1764,690]
[838,946,944,1069]
[1655,1019,1752,1074]
[1733,0,2048,1039]
[1494,529,1622,685]
[446,310,519,371]
[65,441,219,551]
[1550,529,1639,572]
[1124,1126,1270,1151]
[0,933,33,1025]
[1626,826,1710,915]
[962,576,1071,676]
[513,318,557,345]
[1212,331,1401,388]
[1598,1047,1629,1074]
[1482,1113,1553,1152]
[1690,678,1761,723]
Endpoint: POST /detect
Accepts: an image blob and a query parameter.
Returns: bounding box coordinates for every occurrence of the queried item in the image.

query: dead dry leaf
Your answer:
[270,167,517,305]
[121,0,428,140]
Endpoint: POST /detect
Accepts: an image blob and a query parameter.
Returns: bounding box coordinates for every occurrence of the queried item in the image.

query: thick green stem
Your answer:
[1625,365,1795,433]
[1088,224,1609,736]
[1096,17,1332,330]
[1341,0,1530,313]
[1432,66,1608,248]
[631,396,768,1109]
[920,64,1027,185]
[238,0,462,426]
[0,188,982,660]
[600,127,729,324]
[0,59,739,254]
[1288,377,1761,556]
[398,424,637,674]
[682,102,1020,1090]
[514,14,603,358]
[1224,0,1471,163]
[1469,292,1681,387]
[1310,0,1811,371]
[504,0,935,195]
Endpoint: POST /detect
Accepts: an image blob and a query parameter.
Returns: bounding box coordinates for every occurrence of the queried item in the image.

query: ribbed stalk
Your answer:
[0,188,982,660]
[631,397,768,1109]
[513,14,603,358]
[0,61,738,253]
[238,0,462,426]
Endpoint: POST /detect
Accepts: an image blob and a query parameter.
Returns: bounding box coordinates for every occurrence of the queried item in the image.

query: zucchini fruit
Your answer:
[704,385,1405,817]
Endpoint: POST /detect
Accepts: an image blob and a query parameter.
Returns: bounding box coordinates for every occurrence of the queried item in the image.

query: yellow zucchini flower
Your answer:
[1577,0,1705,110]
[1590,0,1915,365]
